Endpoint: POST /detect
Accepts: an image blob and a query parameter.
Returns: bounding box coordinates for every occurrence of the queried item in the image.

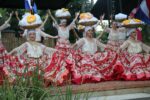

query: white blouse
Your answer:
[127,41,142,54]
[120,39,150,54]
[76,38,105,54]
[26,42,43,58]
[58,27,70,39]
[119,32,126,40]
[10,42,56,58]
[107,28,126,41]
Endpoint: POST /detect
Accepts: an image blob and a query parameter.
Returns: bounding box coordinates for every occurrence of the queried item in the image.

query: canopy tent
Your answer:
[0,0,70,10]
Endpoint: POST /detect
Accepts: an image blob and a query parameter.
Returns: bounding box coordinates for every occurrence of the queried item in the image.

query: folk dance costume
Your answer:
[105,22,127,52]
[54,20,73,55]
[0,21,10,67]
[117,29,150,81]
[49,10,79,55]
[3,30,69,85]
[0,13,12,84]
[69,27,117,84]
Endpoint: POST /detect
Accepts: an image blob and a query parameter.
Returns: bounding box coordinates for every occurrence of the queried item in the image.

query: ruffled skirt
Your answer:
[67,50,117,84]
[116,52,150,81]
[3,51,69,86]
[0,41,8,85]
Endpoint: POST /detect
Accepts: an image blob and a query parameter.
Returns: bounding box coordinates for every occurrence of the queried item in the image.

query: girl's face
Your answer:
[130,31,137,40]
[29,32,36,41]
[112,22,117,29]
[86,29,93,38]
[61,22,67,26]
[60,20,67,26]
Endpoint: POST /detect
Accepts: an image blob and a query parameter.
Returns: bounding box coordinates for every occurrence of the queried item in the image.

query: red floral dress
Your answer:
[0,41,8,85]
[116,40,150,80]
[3,42,69,85]
[55,26,73,56]
[105,28,126,52]
[0,22,10,85]
[68,38,117,84]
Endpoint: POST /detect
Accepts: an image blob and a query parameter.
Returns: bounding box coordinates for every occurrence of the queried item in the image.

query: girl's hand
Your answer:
[45,13,49,18]
[10,11,14,17]
[15,11,18,16]
[47,9,52,15]
[100,13,105,21]
[54,36,59,39]
[75,11,80,17]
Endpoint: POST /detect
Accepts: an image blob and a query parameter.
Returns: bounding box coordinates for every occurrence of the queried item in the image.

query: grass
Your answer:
[0,67,91,100]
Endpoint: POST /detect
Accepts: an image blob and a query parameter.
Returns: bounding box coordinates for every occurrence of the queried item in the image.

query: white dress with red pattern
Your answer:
[0,42,7,69]
[3,42,69,85]
[105,28,126,52]
[116,39,150,80]
[55,25,73,55]
[68,38,117,84]
[0,41,8,85]
[0,22,10,84]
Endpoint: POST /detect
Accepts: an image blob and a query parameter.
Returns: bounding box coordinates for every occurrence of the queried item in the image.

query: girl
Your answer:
[103,21,127,52]
[69,26,117,84]
[48,10,79,55]
[15,11,58,43]
[117,29,150,80]
[0,12,13,84]
[3,29,69,85]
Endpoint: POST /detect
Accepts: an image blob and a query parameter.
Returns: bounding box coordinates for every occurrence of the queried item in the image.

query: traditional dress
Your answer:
[55,27,72,54]
[117,39,150,80]
[69,37,117,84]
[0,21,10,84]
[105,27,127,52]
[3,41,69,85]
[53,19,75,55]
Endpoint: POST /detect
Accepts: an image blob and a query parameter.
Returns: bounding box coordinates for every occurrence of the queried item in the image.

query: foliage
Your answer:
[0,67,90,100]
[0,9,8,25]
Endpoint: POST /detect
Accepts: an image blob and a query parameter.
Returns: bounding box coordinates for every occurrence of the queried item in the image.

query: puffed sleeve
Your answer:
[142,43,150,53]
[120,40,129,50]
[42,45,57,56]
[9,43,27,55]
[118,27,126,32]
[76,38,85,48]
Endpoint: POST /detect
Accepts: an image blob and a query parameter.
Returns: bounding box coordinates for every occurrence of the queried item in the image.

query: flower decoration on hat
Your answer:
[27,14,36,23]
